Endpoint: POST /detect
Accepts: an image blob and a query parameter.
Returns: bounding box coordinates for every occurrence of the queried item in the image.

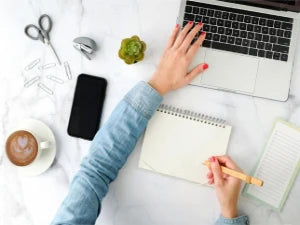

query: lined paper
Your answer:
[246,120,300,210]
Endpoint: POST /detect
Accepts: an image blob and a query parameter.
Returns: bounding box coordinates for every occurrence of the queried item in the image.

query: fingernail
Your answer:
[175,24,179,28]
[198,22,203,26]
[209,156,216,162]
[201,31,206,36]
[188,21,193,24]
[203,63,209,70]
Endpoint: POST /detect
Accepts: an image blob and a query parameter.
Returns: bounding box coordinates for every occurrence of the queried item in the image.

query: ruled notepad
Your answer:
[243,119,300,210]
[139,104,232,184]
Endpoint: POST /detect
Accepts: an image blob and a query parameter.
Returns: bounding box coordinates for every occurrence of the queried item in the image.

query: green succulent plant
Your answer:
[118,36,146,64]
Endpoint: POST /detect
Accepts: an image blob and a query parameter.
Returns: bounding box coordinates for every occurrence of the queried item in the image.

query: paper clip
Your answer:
[24,76,40,88]
[64,61,72,80]
[38,82,54,95]
[47,75,64,84]
[38,63,56,70]
[25,58,40,71]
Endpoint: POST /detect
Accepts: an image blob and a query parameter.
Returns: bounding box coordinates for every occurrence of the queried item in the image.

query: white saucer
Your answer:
[15,119,56,176]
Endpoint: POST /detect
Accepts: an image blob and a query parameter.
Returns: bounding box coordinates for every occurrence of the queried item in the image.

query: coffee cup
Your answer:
[5,129,51,167]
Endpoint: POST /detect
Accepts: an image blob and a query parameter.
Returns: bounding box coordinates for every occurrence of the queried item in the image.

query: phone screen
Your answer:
[67,74,107,140]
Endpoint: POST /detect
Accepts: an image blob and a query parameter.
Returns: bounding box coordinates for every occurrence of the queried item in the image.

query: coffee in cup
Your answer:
[5,130,50,166]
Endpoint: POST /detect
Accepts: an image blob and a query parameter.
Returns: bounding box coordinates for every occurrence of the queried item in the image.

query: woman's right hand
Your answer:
[206,155,242,218]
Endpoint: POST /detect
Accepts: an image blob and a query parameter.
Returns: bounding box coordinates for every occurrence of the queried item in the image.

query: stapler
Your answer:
[73,37,98,60]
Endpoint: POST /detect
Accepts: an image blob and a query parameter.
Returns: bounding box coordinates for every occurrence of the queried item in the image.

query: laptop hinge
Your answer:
[217,0,288,12]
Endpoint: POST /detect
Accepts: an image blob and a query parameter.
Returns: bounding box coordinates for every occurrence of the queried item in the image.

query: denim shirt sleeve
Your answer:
[51,81,249,225]
[216,215,249,225]
[51,81,163,225]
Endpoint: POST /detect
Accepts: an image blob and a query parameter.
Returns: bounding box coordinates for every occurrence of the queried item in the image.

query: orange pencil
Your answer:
[203,160,264,187]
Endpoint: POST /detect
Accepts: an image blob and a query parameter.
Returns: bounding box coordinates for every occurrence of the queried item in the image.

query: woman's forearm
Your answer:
[51,81,162,225]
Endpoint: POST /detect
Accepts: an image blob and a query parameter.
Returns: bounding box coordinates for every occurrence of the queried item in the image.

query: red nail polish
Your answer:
[212,156,216,162]
[203,63,209,70]
[188,21,193,24]
[201,31,206,36]
[175,24,179,28]
[198,22,203,26]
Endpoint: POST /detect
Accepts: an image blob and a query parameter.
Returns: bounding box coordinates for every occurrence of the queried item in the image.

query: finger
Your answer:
[207,158,227,179]
[223,173,229,179]
[207,171,213,178]
[208,178,214,185]
[209,156,224,187]
[184,63,209,84]
[166,24,180,49]
[179,22,203,52]
[206,157,229,179]
[216,155,242,171]
[173,21,194,48]
[187,31,206,59]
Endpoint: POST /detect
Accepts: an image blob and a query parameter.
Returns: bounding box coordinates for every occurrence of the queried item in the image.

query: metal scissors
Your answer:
[24,14,61,65]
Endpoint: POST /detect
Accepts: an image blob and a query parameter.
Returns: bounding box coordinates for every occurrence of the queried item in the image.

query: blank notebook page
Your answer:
[244,120,300,210]
[139,108,232,184]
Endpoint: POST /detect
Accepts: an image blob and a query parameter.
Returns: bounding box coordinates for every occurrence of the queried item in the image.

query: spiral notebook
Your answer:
[139,104,232,184]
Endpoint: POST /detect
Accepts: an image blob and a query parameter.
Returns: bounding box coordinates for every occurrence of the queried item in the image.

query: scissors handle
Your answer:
[24,24,45,42]
[38,14,52,40]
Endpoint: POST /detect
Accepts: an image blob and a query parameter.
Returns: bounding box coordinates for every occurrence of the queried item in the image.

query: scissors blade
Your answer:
[47,42,62,65]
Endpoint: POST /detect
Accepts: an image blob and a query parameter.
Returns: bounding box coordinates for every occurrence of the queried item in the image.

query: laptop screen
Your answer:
[219,0,300,12]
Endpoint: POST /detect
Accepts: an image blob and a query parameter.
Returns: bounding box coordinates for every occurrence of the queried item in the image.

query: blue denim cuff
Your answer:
[124,81,163,120]
[216,215,249,225]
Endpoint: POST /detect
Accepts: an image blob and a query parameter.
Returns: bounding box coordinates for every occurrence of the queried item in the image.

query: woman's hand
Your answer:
[207,155,242,219]
[148,21,208,95]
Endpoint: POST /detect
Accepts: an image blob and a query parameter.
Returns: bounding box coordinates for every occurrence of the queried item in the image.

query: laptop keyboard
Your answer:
[183,1,293,61]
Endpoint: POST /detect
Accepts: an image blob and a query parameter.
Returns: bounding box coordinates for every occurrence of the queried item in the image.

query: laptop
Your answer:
[177,0,300,101]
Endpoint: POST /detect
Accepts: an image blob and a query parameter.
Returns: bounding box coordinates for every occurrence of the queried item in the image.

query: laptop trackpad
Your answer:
[199,50,259,93]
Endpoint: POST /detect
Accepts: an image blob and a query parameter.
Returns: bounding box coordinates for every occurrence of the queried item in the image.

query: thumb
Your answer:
[210,156,224,187]
[185,63,209,83]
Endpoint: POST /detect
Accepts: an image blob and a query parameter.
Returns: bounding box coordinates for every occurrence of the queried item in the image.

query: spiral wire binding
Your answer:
[157,104,226,128]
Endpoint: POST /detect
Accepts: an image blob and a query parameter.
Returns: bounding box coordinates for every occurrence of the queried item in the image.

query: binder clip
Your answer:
[73,37,98,60]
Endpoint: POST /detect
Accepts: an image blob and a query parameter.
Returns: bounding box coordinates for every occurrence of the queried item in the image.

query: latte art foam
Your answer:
[6,130,38,166]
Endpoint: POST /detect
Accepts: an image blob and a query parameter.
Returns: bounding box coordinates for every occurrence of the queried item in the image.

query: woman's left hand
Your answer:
[149,21,208,95]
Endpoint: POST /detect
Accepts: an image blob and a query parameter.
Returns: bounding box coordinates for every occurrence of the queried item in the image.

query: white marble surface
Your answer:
[1,0,300,224]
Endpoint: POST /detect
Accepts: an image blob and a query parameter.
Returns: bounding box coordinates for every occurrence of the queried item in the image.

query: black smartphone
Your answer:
[67,74,107,140]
